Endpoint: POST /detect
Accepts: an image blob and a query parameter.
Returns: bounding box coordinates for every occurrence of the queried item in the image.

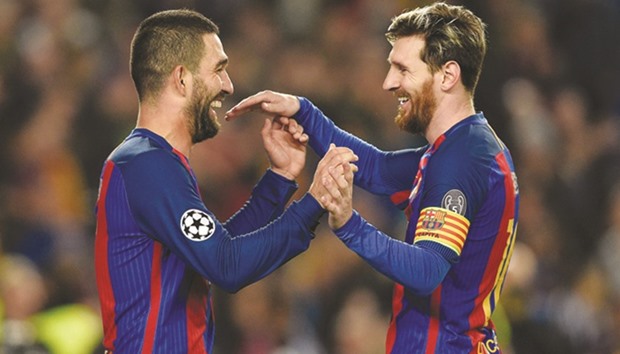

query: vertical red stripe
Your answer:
[495,154,517,289]
[467,153,516,342]
[385,283,404,353]
[141,243,163,354]
[175,147,209,353]
[186,277,208,353]
[390,190,411,206]
[172,149,192,171]
[424,285,442,354]
[95,161,118,350]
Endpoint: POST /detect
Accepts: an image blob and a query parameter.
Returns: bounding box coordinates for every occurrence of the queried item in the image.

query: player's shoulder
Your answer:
[440,113,505,162]
[109,129,177,166]
[106,129,191,186]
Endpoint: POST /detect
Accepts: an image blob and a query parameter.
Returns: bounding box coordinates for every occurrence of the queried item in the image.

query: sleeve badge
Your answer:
[180,209,216,241]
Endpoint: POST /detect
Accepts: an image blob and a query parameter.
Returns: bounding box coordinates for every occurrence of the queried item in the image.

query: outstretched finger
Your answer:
[225,90,299,120]
[225,93,267,120]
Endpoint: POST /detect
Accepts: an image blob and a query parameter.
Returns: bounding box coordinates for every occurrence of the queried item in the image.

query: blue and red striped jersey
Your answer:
[95,128,323,353]
[295,98,519,354]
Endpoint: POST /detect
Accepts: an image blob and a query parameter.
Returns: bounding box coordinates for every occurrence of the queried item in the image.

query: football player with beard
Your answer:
[226,3,519,353]
[94,9,358,354]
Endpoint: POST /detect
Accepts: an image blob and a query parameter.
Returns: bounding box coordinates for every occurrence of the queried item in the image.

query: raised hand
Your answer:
[225,90,300,121]
[262,117,308,181]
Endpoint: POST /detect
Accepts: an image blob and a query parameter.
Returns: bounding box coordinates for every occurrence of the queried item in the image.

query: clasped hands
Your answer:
[308,143,358,230]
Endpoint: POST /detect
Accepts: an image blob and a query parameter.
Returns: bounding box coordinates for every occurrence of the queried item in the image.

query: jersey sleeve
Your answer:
[334,211,450,295]
[121,149,324,293]
[294,97,423,197]
[222,169,298,235]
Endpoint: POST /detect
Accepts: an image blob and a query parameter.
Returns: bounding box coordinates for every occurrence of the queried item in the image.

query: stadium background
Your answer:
[0,0,618,353]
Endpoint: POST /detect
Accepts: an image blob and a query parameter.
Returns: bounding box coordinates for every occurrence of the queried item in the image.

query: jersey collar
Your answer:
[129,128,173,149]
[437,112,486,139]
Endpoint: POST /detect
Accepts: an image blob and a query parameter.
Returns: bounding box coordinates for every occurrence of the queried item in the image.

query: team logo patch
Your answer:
[180,209,216,241]
[441,189,467,216]
[421,209,446,230]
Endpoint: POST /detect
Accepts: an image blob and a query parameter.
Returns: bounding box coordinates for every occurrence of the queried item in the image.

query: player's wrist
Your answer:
[270,167,296,181]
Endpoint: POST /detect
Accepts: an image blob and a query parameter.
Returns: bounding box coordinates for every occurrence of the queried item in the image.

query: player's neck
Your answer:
[425,97,475,144]
[136,102,193,157]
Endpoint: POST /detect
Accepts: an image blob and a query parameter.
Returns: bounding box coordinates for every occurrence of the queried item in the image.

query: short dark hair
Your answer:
[386,2,487,94]
[130,9,219,102]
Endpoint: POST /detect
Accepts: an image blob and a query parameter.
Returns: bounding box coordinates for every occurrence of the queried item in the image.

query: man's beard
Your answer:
[394,78,437,135]
[186,78,220,144]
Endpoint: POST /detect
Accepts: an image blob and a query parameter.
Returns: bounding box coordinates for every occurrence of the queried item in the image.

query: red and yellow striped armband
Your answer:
[413,207,470,256]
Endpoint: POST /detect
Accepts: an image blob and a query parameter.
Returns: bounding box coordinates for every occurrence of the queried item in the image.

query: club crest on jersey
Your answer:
[180,209,216,242]
[421,209,446,230]
[441,189,467,216]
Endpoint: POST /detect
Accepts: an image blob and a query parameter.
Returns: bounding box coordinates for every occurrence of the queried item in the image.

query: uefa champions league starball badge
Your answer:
[180,209,216,241]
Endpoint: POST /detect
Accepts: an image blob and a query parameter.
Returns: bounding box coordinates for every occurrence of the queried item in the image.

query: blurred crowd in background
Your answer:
[0,0,619,353]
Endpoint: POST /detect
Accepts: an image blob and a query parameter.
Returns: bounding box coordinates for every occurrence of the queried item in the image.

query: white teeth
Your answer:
[210,100,222,108]
[398,97,409,105]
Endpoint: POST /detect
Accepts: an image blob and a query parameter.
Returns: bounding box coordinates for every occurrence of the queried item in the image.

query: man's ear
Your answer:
[440,60,461,91]
[172,65,189,95]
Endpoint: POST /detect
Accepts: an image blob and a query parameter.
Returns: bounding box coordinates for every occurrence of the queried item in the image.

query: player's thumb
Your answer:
[261,118,272,138]
[261,101,273,113]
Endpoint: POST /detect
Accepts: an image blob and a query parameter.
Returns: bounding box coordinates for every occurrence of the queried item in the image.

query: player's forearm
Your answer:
[208,193,323,293]
[334,211,450,295]
[294,97,419,196]
[223,169,298,234]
